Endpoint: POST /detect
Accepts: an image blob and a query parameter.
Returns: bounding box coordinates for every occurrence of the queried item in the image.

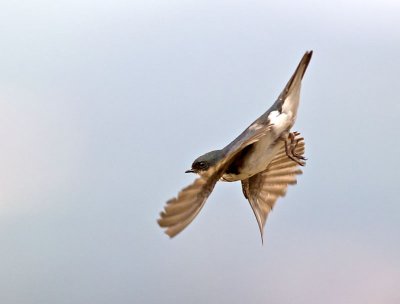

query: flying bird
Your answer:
[158,51,313,242]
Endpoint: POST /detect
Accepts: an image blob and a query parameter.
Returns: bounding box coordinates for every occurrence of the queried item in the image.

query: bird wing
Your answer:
[158,125,272,238]
[224,51,312,143]
[158,166,222,238]
[276,51,313,106]
[241,133,305,242]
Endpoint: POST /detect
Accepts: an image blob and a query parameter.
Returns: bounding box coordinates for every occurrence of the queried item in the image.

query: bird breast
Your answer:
[222,133,282,182]
[221,111,294,182]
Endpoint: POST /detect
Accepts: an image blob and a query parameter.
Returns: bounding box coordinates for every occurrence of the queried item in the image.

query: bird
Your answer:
[158,51,313,242]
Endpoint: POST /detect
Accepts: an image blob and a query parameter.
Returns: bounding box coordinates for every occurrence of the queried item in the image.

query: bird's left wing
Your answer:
[158,125,272,238]
[241,133,305,242]
[158,166,222,238]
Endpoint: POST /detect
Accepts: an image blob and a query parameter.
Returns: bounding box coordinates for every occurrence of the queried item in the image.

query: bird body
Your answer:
[221,133,281,182]
[221,52,308,181]
[158,51,313,241]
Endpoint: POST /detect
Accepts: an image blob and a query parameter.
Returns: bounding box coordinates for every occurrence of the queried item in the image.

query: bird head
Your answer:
[185,150,224,175]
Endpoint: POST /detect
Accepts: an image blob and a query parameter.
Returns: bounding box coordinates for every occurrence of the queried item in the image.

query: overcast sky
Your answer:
[1,0,400,303]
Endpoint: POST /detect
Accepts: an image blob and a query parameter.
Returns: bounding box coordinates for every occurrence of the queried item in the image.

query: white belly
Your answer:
[221,111,293,182]
[222,134,283,182]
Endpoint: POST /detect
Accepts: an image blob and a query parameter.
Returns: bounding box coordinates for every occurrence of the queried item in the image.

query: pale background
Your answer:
[1,1,400,303]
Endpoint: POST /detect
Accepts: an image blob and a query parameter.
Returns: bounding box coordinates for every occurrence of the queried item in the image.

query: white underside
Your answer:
[222,111,296,182]
[221,81,301,182]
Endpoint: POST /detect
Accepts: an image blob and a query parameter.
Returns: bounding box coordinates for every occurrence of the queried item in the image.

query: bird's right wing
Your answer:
[277,51,313,103]
[158,125,272,238]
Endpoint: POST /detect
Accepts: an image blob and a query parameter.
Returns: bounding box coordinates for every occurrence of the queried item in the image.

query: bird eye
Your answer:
[198,161,206,168]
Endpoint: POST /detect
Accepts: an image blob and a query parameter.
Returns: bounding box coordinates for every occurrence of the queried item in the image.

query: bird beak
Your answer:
[185,169,195,174]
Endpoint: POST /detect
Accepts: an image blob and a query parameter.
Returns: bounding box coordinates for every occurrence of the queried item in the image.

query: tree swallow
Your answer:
[158,51,313,242]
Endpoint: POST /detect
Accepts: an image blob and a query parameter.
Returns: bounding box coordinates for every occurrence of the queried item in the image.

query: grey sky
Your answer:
[1,0,400,303]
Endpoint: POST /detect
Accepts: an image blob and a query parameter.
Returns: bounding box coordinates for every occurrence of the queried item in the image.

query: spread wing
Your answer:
[158,166,222,238]
[241,133,305,242]
[158,125,272,238]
